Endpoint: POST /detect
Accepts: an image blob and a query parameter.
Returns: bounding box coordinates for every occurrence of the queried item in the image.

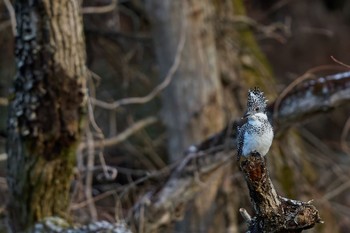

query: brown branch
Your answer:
[79,116,158,150]
[0,97,9,106]
[102,116,158,148]
[4,0,16,36]
[130,71,350,231]
[240,153,322,232]
[81,0,117,14]
[91,17,186,110]
[272,71,350,132]
[331,56,350,69]
[191,71,350,152]
[131,149,234,232]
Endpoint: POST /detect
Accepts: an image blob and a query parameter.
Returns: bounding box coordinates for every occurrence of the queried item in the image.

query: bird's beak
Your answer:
[243,111,251,119]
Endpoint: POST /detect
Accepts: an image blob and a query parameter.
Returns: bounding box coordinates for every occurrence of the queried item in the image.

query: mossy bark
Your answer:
[6,0,87,231]
[232,0,275,87]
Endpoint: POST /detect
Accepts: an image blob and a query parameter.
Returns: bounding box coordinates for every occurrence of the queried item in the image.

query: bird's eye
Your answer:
[255,107,259,111]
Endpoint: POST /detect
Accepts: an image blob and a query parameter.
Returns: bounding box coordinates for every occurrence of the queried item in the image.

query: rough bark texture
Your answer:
[240,153,321,233]
[6,0,87,231]
[270,71,350,133]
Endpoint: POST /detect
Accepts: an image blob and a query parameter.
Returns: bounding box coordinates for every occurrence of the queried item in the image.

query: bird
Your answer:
[236,87,273,160]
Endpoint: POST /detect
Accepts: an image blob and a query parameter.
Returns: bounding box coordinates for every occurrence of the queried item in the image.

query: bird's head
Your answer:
[243,87,268,118]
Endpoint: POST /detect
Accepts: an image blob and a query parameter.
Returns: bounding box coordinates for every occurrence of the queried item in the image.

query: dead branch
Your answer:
[272,71,350,132]
[81,0,117,14]
[331,56,350,69]
[0,97,8,106]
[3,0,16,36]
[91,16,186,110]
[131,149,233,232]
[130,71,350,231]
[239,153,322,232]
[79,116,158,150]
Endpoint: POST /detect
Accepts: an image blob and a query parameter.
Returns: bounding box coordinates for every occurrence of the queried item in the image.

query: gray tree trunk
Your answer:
[6,0,87,231]
[146,0,225,162]
[144,0,229,232]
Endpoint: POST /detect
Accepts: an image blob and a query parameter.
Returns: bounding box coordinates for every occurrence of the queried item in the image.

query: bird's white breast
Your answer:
[242,116,273,157]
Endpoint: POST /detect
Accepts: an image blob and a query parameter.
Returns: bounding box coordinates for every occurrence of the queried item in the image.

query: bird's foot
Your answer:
[251,151,261,157]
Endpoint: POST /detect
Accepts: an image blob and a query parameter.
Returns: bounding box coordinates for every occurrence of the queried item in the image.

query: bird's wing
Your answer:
[236,124,245,160]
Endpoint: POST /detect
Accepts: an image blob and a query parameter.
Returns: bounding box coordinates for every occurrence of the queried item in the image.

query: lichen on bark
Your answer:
[6,0,87,231]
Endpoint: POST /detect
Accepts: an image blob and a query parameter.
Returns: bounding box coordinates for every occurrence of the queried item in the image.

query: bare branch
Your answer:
[91,16,186,110]
[85,124,98,221]
[273,67,349,125]
[131,149,234,231]
[331,56,350,69]
[3,0,16,36]
[273,71,350,132]
[79,116,158,150]
[130,71,350,230]
[102,116,158,148]
[239,208,252,223]
[81,0,117,14]
[0,97,8,106]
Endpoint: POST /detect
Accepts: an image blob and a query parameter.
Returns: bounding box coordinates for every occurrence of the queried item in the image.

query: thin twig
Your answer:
[80,116,158,149]
[331,56,350,69]
[85,123,98,221]
[4,0,16,36]
[86,73,114,180]
[71,189,116,210]
[71,164,173,210]
[81,0,117,14]
[239,208,251,223]
[91,18,186,110]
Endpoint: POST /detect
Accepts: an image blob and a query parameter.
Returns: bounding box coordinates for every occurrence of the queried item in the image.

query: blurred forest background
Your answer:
[0,0,350,232]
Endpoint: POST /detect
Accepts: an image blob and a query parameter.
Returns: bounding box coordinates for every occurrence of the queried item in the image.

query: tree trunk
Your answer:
[146,0,225,162]
[145,1,227,232]
[6,0,87,231]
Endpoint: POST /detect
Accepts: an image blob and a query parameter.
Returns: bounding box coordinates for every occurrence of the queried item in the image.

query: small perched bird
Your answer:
[237,88,273,160]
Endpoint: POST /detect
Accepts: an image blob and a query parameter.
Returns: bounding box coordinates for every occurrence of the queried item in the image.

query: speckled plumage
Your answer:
[237,88,273,160]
